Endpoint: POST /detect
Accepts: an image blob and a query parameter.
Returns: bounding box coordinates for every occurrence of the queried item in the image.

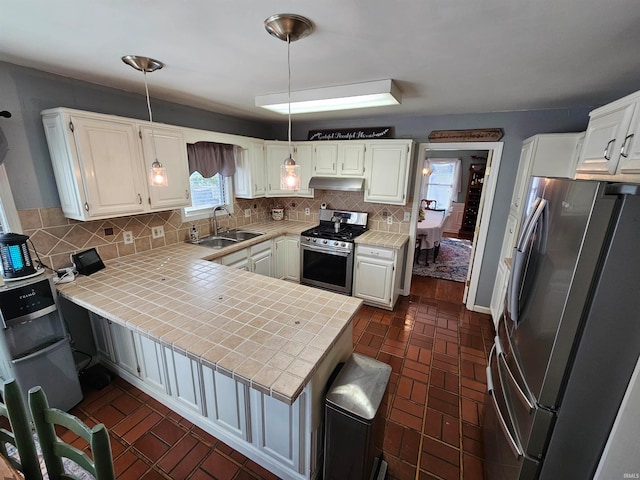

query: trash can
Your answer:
[323,353,392,480]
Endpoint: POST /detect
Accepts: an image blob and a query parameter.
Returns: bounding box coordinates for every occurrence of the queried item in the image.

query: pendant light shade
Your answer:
[122,55,169,188]
[264,14,313,191]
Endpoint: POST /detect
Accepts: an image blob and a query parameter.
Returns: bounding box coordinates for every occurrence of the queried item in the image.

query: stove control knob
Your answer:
[312,238,317,243]
[333,241,339,246]
[322,239,328,245]
[304,237,310,241]
[341,242,347,247]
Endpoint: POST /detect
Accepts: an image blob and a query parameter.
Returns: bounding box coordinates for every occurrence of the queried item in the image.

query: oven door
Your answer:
[300,243,353,295]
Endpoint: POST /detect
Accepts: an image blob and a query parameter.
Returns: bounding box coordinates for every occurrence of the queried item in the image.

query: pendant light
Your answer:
[264,14,313,190]
[122,55,168,187]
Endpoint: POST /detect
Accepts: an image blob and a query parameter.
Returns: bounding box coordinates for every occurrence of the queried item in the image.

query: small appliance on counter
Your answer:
[0,232,44,281]
[0,274,83,414]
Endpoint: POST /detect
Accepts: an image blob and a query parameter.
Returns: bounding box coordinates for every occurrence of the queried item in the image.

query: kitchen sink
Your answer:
[192,230,265,249]
[194,236,239,249]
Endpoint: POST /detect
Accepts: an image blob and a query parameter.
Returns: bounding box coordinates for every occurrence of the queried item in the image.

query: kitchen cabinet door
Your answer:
[139,125,191,210]
[134,333,168,394]
[164,346,203,414]
[251,249,272,277]
[338,142,366,176]
[313,142,339,175]
[109,321,139,378]
[618,106,640,174]
[57,113,147,219]
[364,140,412,205]
[575,100,636,175]
[202,365,249,440]
[265,142,313,197]
[250,388,305,473]
[89,313,115,363]
[235,140,266,198]
[274,235,300,281]
[353,245,398,309]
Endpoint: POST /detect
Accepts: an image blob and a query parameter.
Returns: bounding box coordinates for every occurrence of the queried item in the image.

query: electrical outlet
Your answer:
[403,212,411,222]
[387,216,393,225]
[151,226,164,239]
[305,207,310,216]
[244,208,251,218]
[123,231,134,244]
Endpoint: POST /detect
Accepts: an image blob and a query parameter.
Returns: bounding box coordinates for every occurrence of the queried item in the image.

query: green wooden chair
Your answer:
[0,379,43,480]
[28,385,115,480]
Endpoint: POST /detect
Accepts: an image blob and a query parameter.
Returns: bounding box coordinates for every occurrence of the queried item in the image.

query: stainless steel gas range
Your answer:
[300,209,368,295]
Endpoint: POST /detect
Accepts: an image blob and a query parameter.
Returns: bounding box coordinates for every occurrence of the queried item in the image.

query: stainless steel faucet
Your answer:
[211,205,231,236]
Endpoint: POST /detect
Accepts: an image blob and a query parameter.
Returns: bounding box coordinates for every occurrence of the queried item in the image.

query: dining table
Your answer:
[416,208,447,264]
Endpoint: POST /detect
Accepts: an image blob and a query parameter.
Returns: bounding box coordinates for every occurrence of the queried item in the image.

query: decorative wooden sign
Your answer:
[428,128,503,143]
[307,126,393,141]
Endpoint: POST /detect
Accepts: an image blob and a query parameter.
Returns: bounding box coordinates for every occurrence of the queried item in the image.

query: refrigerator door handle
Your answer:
[495,335,535,412]
[486,344,523,459]
[507,198,547,326]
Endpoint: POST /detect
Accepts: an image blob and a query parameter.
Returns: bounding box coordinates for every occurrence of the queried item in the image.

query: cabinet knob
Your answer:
[84,202,89,212]
[185,189,190,199]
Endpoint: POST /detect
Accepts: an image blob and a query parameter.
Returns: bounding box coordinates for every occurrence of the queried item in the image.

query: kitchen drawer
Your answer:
[356,245,395,260]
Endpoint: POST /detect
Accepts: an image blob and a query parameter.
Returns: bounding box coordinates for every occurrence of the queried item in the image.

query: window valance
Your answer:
[186,141,238,178]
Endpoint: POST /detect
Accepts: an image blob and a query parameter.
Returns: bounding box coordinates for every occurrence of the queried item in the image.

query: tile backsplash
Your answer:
[19,190,412,270]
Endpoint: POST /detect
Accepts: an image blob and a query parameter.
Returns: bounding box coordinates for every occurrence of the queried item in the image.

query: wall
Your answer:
[290,109,595,306]
[2,59,599,307]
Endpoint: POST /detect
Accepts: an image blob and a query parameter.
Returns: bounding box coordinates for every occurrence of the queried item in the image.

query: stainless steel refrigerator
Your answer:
[484,178,640,479]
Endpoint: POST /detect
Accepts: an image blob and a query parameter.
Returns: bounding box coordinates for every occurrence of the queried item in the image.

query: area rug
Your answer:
[413,237,472,283]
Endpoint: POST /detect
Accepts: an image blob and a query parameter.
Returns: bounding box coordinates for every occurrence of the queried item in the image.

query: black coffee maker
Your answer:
[0,233,40,281]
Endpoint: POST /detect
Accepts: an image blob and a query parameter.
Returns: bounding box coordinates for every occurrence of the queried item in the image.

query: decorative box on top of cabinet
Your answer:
[41,107,191,221]
[575,89,640,181]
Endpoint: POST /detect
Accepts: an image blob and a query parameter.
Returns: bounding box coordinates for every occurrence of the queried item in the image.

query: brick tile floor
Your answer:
[58,275,494,479]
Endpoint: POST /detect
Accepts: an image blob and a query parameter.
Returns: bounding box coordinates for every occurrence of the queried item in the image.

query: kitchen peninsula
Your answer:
[57,229,362,480]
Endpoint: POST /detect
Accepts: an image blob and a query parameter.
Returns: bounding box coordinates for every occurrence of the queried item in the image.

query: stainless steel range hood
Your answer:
[308,176,365,191]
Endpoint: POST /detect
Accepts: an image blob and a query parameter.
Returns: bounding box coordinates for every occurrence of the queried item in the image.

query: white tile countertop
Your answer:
[355,230,410,249]
[57,222,362,404]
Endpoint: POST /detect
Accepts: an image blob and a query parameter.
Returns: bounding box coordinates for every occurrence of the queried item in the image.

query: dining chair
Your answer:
[0,379,43,480]
[28,385,115,480]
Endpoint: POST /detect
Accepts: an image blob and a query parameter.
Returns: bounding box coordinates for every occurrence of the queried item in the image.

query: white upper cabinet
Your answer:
[234,140,266,199]
[140,125,191,209]
[364,140,413,205]
[41,107,191,221]
[264,142,313,197]
[312,141,366,177]
[575,90,640,180]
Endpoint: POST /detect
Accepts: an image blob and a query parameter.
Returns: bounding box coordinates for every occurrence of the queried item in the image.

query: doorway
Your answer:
[403,141,504,313]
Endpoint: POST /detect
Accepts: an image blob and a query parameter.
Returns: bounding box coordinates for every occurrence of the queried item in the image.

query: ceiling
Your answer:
[2,0,640,122]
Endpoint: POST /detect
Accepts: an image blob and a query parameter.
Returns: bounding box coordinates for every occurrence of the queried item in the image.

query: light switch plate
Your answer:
[244,209,251,218]
[403,212,411,222]
[151,226,164,239]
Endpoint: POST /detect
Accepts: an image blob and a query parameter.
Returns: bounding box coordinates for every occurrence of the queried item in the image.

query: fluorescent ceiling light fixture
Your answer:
[256,79,402,114]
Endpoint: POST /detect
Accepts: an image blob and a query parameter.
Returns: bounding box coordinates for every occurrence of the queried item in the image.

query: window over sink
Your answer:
[182,171,234,221]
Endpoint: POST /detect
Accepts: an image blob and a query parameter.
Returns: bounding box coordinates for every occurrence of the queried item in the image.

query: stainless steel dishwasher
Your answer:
[0,275,82,413]
[324,353,392,480]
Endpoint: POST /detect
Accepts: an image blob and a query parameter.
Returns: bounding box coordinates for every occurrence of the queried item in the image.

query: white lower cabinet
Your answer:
[353,244,405,310]
[274,235,300,281]
[165,346,203,414]
[250,241,273,277]
[88,313,352,480]
[202,365,249,441]
[134,333,168,394]
[250,389,304,473]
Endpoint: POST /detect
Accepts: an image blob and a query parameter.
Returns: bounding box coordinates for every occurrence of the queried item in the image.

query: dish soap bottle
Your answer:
[190,225,199,243]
